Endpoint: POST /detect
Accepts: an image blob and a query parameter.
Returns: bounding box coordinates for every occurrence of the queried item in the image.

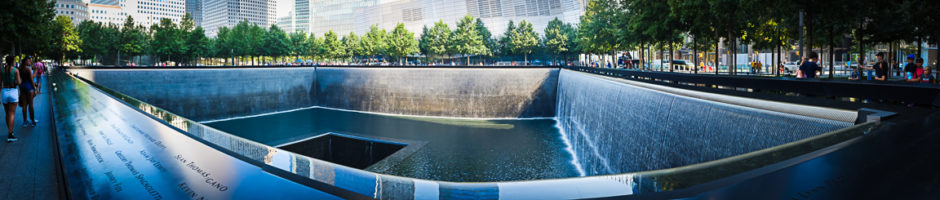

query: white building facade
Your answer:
[297,0,585,37]
[54,0,89,24]
[89,0,124,26]
[202,0,277,37]
[123,0,187,27]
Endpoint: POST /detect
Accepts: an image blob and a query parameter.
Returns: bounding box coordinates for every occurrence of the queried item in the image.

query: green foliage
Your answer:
[323,30,345,60]
[543,18,569,56]
[119,16,148,57]
[307,35,326,60]
[78,21,120,63]
[288,31,308,60]
[450,15,488,63]
[498,21,516,56]
[187,27,210,58]
[263,25,291,60]
[425,21,452,59]
[360,25,388,58]
[386,23,419,63]
[343,32,361,59]
[511,20,539,59]
[580,0,621,54]
[50,16,82,62]
[0,0,56,55]
[150,18,186,64]
[475,18,495,56]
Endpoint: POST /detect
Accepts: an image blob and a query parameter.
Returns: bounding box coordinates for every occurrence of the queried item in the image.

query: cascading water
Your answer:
[555,70,853,176]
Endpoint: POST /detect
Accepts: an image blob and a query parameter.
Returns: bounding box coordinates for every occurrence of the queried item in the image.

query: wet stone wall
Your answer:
[71,67,558,121]
[70,68,318,122]
[315,68,558,118]
[555,69,854,175]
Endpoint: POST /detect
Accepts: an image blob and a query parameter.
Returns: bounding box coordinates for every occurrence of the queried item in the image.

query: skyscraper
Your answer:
[123,0,187,27]
[277,11,295,33]
[202,0,278,37]
[186,0,203,27]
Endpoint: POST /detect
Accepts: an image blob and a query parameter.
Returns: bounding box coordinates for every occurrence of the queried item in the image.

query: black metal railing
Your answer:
[565,66,940,111]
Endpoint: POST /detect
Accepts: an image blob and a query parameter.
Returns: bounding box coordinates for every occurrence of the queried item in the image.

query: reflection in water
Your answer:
[206,107,580,182]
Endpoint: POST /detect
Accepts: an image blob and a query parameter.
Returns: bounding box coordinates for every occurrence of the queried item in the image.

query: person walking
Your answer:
[797,52,821,79]
[2,56,21,142]
[872,52,889,81]
[18,57,37,128]
[33,58,44,94]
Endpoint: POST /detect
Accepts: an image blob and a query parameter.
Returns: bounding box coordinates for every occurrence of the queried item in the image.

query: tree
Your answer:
[118,16,148,65]
[50,16,82,64]
[512,20,539,65]
[247,23,266,65]
[580,0,621,67]
[451,15,488,65]
[544,18,569,64]
[418,25,431,61]
[187,27,210,65]
[343,32,362,62]
[307,34,326,61]
[423,21,451,64]
[0,0,55,56]
[150,18,185,65]
[323,30,345,61]
[263,25,291,63]
[289,31,308,62]
[498,21,516,57]
[214,27,235,65]
[360,25,388,61]
[475,18,496,59]
[387,23,419,64]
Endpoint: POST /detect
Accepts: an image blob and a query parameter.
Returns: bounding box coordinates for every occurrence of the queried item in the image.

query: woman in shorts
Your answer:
[2,56,21,142]
[18,57,37,128]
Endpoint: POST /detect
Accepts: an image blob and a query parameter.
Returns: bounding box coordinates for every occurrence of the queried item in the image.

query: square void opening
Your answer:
[279,133,407,169]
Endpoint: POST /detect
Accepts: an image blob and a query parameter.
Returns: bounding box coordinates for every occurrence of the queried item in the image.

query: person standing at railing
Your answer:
[907,58,926,83]
[797,52,821,79]
[872,52,889,81]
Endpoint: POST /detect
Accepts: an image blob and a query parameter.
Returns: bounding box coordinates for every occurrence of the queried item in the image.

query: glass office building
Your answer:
[202,0,277,37]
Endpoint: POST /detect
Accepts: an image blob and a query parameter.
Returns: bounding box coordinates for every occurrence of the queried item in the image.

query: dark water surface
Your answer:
[204,107,580,182]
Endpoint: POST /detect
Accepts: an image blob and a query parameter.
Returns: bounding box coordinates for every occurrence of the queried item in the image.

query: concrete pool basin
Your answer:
[60,66,883,199]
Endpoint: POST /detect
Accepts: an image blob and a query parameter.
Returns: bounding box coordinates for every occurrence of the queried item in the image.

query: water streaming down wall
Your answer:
[69,68,318,122]
[71,67,857,176]
[315,68,558,118]
[555,70,854,175]
[70,67,558,121]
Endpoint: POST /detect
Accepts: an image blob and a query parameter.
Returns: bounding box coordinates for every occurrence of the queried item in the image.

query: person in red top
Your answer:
[32,59,43,94]
[907,58,925,83]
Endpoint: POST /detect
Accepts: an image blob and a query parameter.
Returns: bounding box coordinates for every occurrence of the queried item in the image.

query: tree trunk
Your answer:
[693,36,698,74]
[829,28,834,79]
[669,41,674,72]
[715,36,720,75]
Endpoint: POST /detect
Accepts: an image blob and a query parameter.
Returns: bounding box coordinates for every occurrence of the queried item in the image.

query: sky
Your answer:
[277,0,293,18]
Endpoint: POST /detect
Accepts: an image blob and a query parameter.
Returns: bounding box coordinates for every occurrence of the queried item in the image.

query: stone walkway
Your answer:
[0,77,64,200]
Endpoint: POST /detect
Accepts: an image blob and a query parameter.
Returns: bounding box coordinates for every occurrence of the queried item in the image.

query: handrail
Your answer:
[566,66,940,109]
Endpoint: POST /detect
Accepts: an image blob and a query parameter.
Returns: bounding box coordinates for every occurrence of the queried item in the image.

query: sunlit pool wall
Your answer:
[555,69,855,175]
[69,68,318,122]
[315,68,558,118]
[70,67,856,177]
